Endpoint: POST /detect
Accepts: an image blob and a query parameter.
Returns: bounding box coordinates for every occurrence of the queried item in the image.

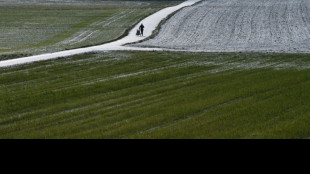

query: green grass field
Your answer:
[0,0,309,139]
[0,51,309,139]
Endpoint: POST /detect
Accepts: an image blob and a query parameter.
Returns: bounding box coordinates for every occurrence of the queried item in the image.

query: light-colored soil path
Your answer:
[0,0,201,68]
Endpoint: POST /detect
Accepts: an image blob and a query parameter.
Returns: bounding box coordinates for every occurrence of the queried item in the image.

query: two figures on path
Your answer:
[136,23,144,36]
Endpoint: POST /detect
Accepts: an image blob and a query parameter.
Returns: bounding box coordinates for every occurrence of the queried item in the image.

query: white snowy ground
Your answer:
[0,0,201,68]
[135,0,310,53]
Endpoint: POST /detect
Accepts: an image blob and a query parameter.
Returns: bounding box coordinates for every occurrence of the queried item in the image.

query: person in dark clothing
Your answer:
[139,23,144,36]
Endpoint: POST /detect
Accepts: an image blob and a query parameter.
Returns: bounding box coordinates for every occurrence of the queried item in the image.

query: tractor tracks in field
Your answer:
[60,9,136,46]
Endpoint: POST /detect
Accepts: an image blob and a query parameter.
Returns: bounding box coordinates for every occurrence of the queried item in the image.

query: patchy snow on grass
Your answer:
[2,0,310,69]
[0,0,201,68]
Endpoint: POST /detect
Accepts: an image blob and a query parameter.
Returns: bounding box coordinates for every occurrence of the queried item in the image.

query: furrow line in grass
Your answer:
[1,60,241,102]
[68,86,226,138]
[1,67,296,131]
[75,61,208,86]
[0,64,212,120]
[216,83,310,138]
[0,66,215,126]
[0,55,100,75]
[2,93,163,138]
[0,66,222,135]
[0,63,218,115]
[0,54,107,85]
[101,10,135,27]
[134,73,310,137]
[0,74,209,137]
[0,57,97,86]
[136,89,276,136]
[68,70,305,138]
[1,61,260,117]
[2,68,308,138]
[34,89,182,138]
[62,9,137,45]
[1,57,192,97]
[250,105,310,138]
[0,67,275,119]
[94,10,129,27]
[0,65,248,136]
[246,104,303,138]
[135,79,310,138]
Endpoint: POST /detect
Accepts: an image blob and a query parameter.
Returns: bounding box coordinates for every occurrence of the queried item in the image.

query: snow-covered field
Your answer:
[135,0,310,53]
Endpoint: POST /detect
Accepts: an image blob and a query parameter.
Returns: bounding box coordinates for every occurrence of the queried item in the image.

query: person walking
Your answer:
[139,23,144,36]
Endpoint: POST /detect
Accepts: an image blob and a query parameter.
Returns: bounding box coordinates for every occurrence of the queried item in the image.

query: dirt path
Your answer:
[0,0,201,68]
[3,0,310,68]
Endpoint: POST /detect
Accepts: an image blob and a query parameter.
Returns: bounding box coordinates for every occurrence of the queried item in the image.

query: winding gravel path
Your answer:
[135,0,310,53]
[2,0,310,68]
[0,0,201,68]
